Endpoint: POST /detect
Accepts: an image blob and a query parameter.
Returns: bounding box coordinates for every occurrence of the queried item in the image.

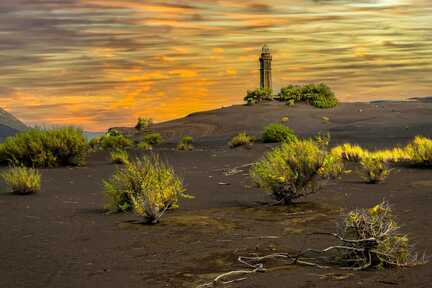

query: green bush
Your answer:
[303,83,338,108]
[278,83,337,108]
[135,117,153,130]
[278,85,303,102]
[404,136,432,167]
[262,123,297,143]
[103,171,132,213]
[94,130,132,151]
[250,139,342,204]
[244,88,273,104]
[0,127,88,168]
[103,155,191,223]
[1,167,41,195]
[137,142,153,151]
[360,156,391,184]
[177,136,194,151]
[110,150,129,164]
[142,132,162,145]
[229,132,255,148]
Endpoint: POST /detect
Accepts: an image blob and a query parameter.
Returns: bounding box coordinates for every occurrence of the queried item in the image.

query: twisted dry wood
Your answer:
[195,232,426,287]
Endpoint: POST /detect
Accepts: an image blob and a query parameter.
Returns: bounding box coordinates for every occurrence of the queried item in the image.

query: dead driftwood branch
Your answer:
[196,263,265,288]
[195,202,427,287]
[195,234,425,288]
[220,163,254,176]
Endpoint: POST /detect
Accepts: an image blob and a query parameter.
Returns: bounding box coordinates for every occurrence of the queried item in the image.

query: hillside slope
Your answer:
[0,108,27,140]
[115,99,432,149]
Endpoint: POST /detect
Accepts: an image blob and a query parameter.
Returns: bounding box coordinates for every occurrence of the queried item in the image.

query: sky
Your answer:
[0,0,431,131]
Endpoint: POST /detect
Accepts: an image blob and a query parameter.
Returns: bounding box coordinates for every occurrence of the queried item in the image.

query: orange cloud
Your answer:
[168,69,199,78]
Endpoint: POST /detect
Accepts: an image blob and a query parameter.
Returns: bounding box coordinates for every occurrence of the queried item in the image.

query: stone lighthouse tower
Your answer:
[259,44,272,90]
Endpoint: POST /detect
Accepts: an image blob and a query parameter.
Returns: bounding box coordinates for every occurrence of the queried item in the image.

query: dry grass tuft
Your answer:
[229,132,255,148]
[110,150,129,164]
[1,167,41,195]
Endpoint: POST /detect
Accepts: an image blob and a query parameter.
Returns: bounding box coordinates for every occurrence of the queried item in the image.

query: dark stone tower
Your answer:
[259,44,272,90]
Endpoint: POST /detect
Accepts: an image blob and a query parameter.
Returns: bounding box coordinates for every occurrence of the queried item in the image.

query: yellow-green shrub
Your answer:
[331,143,368,162]
[135,117,153,130]
[177,136,194,151]
[320,154,344,179]
[250,139,343,204]
[110,150,129,164]
[103,155,191,223]
[92,130,132,151]
[229,132,255,148]
[404,136,432,166]
[137,142,152,151]
[136,132,162,151]
[1,167,41,195]
[142,132,162,145]
[341,202,418,268]
[360,155,391,184]
[370,148,410,164]
[103,170,132,213]
[0,127,88,167]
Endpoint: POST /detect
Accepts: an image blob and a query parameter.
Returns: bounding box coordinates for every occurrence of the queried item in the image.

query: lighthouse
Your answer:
[259,44,272,91]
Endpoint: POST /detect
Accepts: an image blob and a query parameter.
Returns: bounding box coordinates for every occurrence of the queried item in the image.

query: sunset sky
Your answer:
[0,0,431,131]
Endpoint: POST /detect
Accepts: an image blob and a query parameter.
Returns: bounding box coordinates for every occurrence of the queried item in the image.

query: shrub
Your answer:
[338,201,419,269]
[320,154,345,180]
[103,170,132,213]
[229,132,255,148]
[278,83,337,108]
[278,85,303,102]
[110,150,129,164]
[303,83,337,108]
[244,88,273,104]
[135,117,153,130]
[137,142,152,151]
[360,155,391,184]
[1,167,41,195]
[94,130,132,151]
[88,137,101,150]
[370,148,410,164]
[331,143,368,162]
[250,139,342,204]
[142,132,162,145]
[177,136,194,151]
[0,127,88,168]
[262,123,297,143]
[404,136,432,167]
[286,99,295,107]
[103,155,191,223]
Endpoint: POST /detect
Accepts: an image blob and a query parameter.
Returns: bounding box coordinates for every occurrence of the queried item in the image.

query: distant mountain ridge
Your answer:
[0,108,27,141]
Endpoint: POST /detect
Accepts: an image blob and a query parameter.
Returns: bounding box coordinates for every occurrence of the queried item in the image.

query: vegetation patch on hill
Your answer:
[244,83,337,108]
[278,83,338,108]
